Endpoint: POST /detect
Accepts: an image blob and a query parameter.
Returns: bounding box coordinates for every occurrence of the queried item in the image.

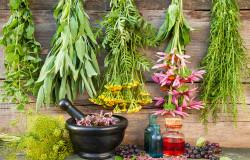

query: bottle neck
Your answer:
[149,115,157,124]
[165,125,182,133]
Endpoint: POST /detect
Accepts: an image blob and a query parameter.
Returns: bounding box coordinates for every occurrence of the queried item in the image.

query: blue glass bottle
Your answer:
[149,124,163,158]
[144,115,157,153]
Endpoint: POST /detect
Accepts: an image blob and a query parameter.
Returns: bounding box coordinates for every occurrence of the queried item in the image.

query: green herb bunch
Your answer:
[90,0,156,113]
[199,0,249,126]
[34,0,100,110]
[0,0,42,111]
[2,110,73,160]
[154,0,195,54]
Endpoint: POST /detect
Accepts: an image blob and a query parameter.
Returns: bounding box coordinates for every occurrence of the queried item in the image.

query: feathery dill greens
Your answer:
[199,0,249,126]
[34,0,100,110]
[0,0,42,111]
[90,0,156,113]
[154,0,196,54]
[1,109,73,160]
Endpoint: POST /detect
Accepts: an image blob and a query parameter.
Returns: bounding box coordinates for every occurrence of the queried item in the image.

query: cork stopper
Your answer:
[165,118,182,126]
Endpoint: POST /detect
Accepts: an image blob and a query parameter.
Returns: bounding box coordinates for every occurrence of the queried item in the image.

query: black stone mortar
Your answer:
[59,99,128,159]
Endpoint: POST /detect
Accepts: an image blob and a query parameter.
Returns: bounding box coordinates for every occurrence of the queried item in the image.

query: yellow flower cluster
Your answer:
[90,81,152,113]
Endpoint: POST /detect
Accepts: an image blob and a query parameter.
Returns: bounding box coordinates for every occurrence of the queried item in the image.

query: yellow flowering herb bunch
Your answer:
[90,0,156,113]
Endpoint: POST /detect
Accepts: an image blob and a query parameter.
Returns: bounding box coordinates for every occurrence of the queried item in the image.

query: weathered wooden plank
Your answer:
[0,10,250,81]
[1,104,250,148]
[1,0,250,11]
[0,0,7,10]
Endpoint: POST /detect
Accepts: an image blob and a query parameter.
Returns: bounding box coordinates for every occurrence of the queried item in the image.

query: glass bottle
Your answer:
[163,118,185,156]
[149,124,163,158]
[144,115,157,153]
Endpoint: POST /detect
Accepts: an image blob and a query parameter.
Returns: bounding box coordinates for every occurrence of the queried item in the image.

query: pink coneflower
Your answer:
[188,70,206,83]
[154,97,166,106]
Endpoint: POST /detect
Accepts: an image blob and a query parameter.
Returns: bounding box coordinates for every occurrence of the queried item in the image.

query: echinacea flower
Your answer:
[154,97,166,106]
[156,49,191,67]
[188,70,206,83]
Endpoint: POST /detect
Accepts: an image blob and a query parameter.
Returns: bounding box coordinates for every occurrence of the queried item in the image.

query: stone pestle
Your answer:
[59,98,85,120]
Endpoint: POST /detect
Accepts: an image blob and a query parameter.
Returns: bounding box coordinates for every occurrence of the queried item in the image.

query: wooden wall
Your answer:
[0,0,250,148]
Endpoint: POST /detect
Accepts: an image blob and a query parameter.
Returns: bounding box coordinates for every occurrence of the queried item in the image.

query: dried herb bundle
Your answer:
[0,0,42,111]
[200,0,249,126]
[90,0,156,113]
[34,0,100,110]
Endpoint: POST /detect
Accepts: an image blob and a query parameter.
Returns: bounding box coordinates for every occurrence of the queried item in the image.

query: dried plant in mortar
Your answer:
[199,0,250,126]
[152,49,205,116]
[76,111,117,126]
[0,0,42,111]
[34,0,100,110]
[90,0,156,113]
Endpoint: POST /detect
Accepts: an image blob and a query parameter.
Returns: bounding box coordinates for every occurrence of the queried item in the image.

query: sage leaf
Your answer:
[36,87,45,111]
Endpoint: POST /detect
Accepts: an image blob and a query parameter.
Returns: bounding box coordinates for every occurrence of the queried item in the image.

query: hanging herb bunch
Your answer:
[153,0,196,53]
[0,0,42,111]
[199,0,249,126]
[90,0,156,113]
[34,0,100,110]
[152,0,205,116]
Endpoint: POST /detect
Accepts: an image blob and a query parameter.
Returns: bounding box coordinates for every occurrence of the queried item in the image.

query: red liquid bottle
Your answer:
[163,118,185,156]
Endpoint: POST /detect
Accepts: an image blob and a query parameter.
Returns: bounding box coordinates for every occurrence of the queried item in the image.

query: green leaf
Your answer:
[44,76,52,108]
[196,137,206,147]
[57,23,67,34]
[80,70,93,98]
[115,156,123,160]
[55,51,65,73]
[36,55,55,83]
[84,16,97,44]
[5,44,15,54]
[15,91,23,100]
[60,4,69,23]
[75,37,85,62]
[36,87,45,111]
[90,50,100,74]
[61,27,69,50]
[59,77,66,100]
[24,78,34,87]
[9,0,21,9]
[167,4,179,30]
[70,16,78,40]
[66,54,76,75]
[85,60,98,77]
[26,25,35,39]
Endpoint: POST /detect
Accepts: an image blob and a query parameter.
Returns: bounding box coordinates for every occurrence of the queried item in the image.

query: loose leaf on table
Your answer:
[0,0,42,111]
[196,137,206,147]
[34,0,100,110]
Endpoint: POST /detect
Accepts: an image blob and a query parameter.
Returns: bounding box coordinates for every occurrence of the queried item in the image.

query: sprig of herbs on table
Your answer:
[199,0,249,126]
[0,0,42,111]
[90,0,156,113]
[34,0,100,110]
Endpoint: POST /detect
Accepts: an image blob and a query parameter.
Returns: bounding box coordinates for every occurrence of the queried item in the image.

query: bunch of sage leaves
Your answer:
[34,0,100,110]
